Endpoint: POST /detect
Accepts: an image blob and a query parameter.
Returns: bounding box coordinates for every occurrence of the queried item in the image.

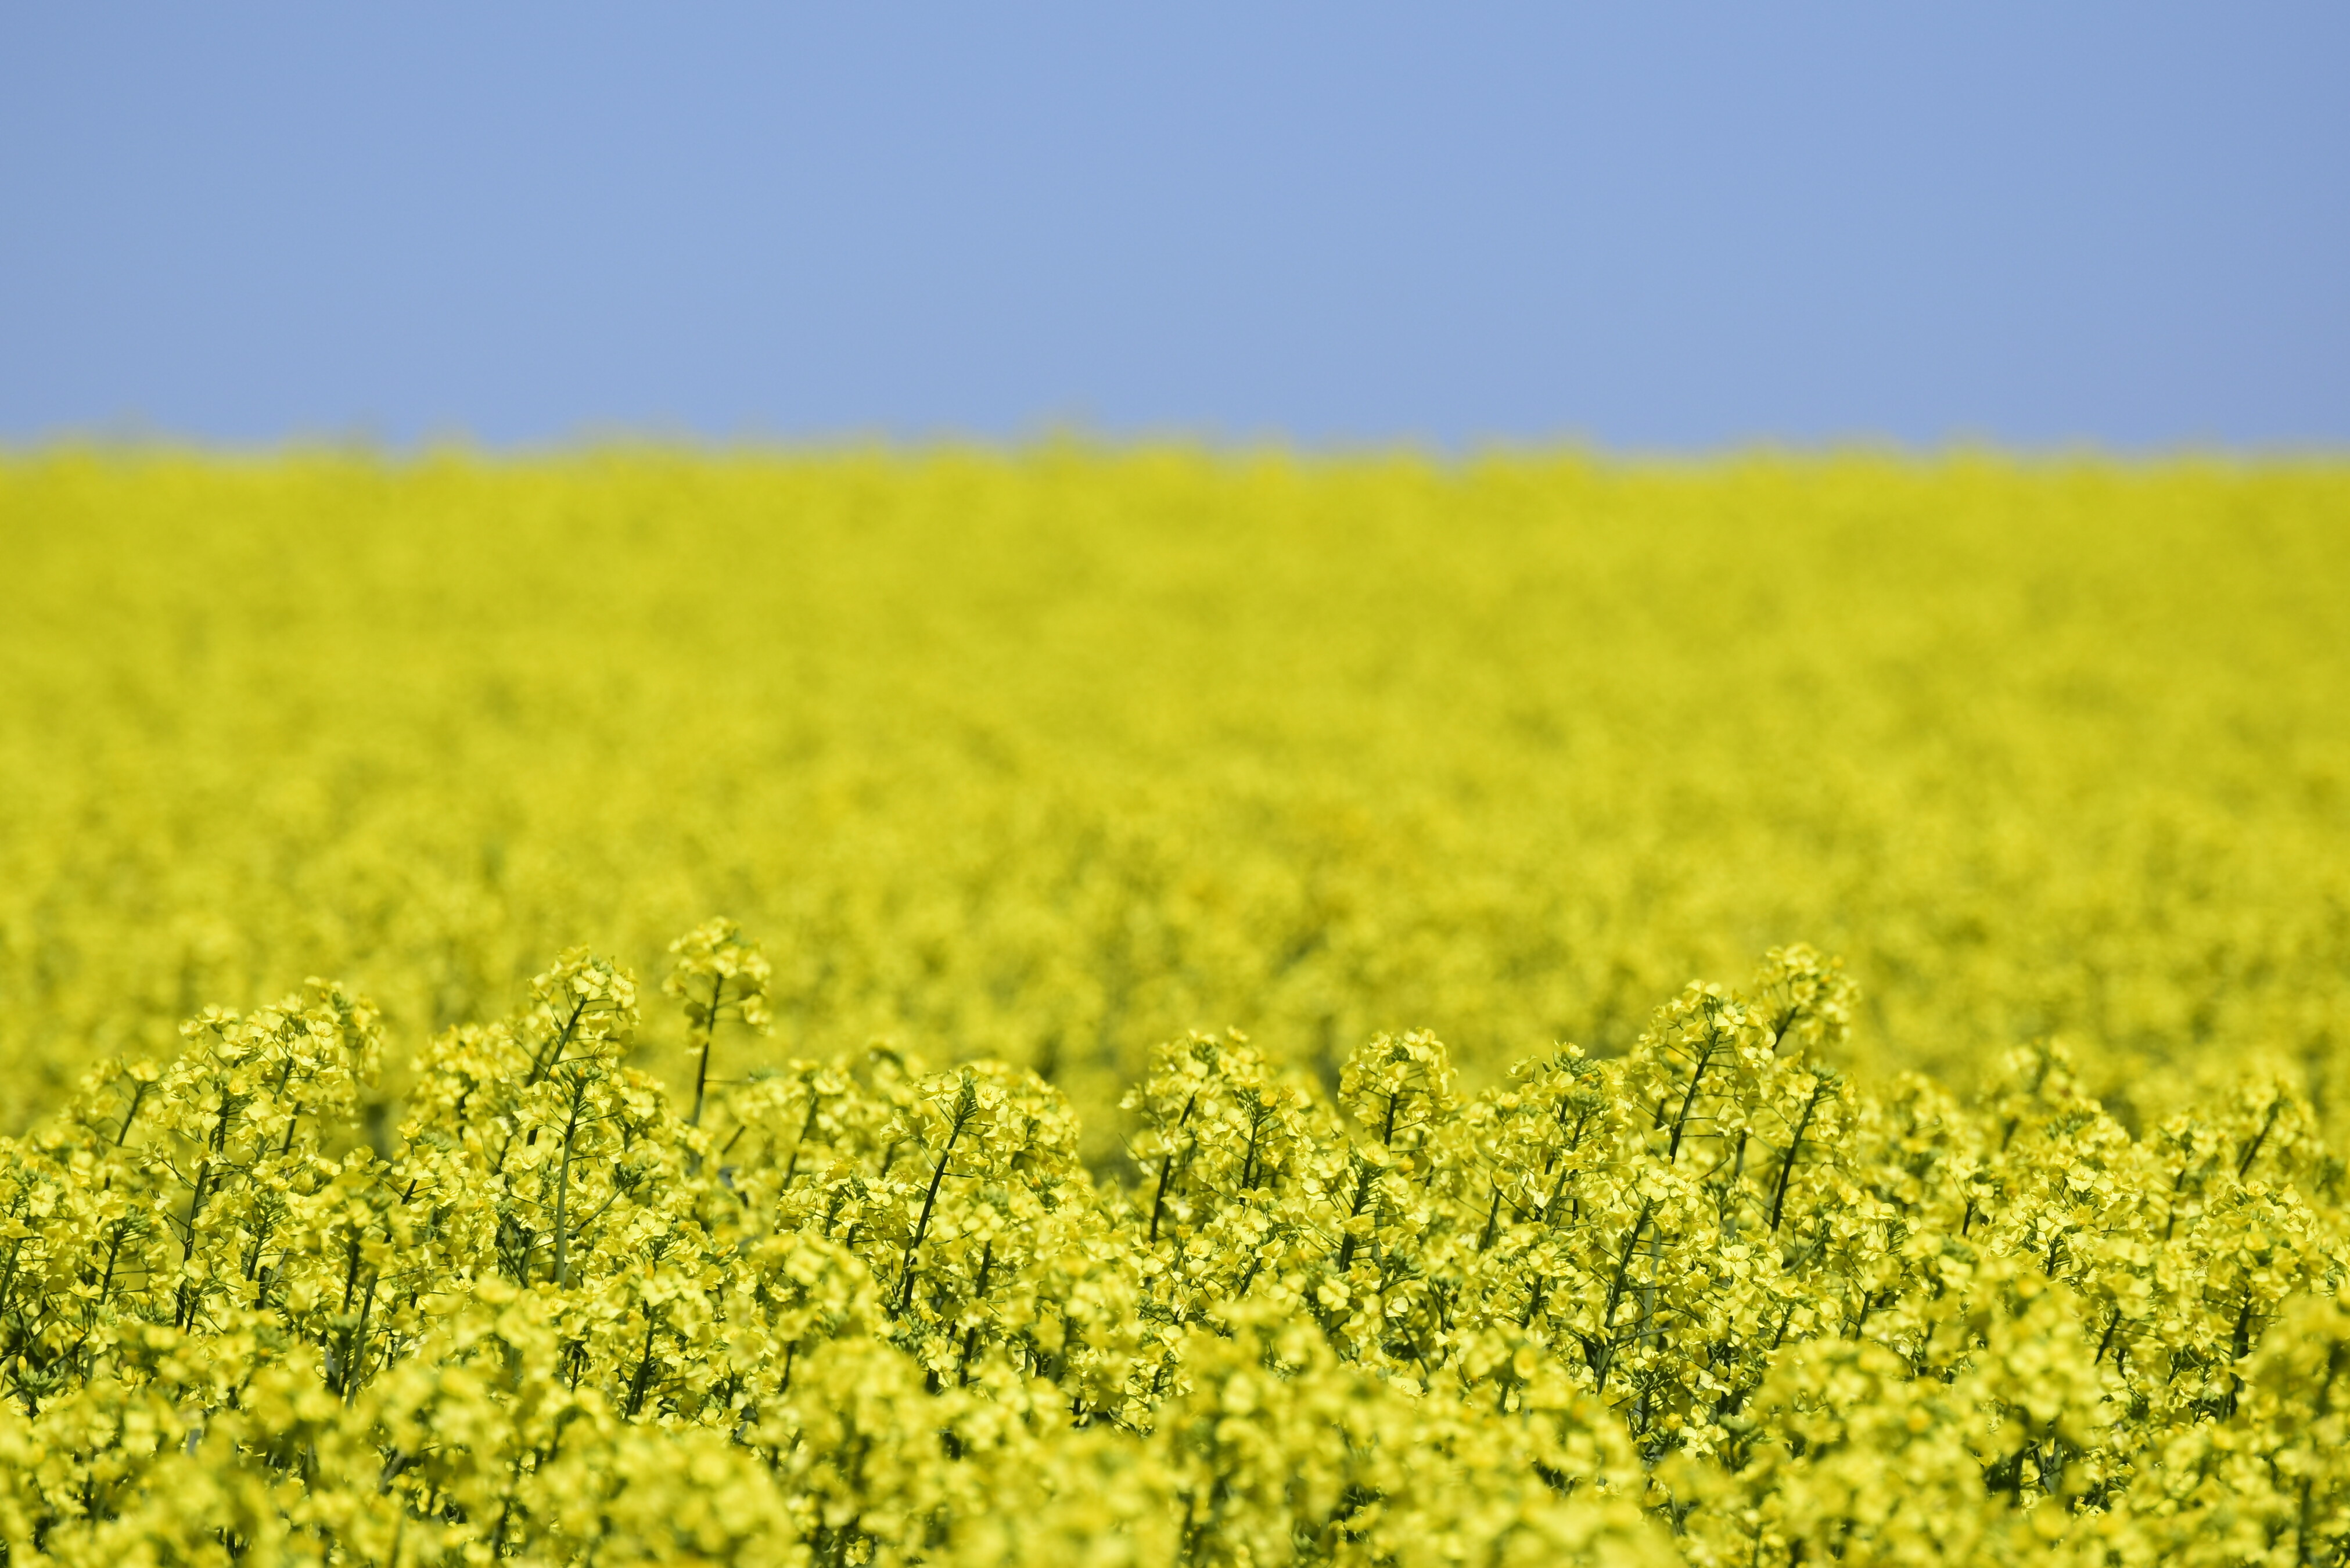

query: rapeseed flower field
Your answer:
[1,449,2346,1563]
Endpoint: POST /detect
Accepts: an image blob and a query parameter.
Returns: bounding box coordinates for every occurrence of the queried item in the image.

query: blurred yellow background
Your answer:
[5,449,2343,1148]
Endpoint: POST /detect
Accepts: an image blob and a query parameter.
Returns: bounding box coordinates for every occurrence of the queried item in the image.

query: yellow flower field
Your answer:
[1,449,2346,1563]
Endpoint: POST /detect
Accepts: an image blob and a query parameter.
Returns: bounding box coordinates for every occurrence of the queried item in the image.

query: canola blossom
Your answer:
[0,450,2347,1564]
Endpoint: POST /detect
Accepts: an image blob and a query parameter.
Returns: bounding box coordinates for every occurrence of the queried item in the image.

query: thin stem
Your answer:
[114,1080,151,1147]
[1148,1093,1199,1245]
[1769,1080,1831,1234]
[551,1078,590,1289]
[894,1084,976,1317]
[689,975,724,1130]
[2237,1097,2284,1179]
[625,1310,661,1418]
[1667,1025,1721,1162]
[524,997,590,1088]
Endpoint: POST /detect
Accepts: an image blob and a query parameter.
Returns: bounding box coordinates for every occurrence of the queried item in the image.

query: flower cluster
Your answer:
[3,934,2345,1564]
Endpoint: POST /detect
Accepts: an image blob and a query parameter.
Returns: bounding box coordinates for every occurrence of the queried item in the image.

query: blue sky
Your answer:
[3,5,2344,449]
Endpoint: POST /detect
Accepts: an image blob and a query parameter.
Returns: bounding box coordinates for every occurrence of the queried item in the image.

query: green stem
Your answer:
[895,1088,975,1317]
[551,1079,589,1289]
[689,975,724,1130]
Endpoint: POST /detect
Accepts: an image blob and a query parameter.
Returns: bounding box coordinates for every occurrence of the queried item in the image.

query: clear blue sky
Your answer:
[3,5,2344,449]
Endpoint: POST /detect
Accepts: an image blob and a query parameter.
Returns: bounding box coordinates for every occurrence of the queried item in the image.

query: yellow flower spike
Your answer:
[664,919,772,1134]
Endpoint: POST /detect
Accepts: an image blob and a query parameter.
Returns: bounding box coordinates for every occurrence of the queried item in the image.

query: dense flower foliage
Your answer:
[3,933,2350,1564]
[2,450,2347,1560]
